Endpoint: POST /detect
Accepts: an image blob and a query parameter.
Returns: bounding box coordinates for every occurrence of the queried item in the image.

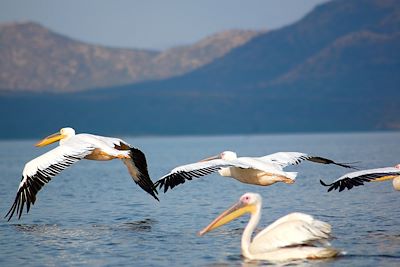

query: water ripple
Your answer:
[0,133,399,266]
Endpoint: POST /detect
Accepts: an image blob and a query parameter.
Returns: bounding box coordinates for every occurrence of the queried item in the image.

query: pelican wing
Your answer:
[91,135,131,150]
[260,152,355,169]
[155,159,249,193]
[250,212,332,254]
[86,135,158,200]
[122,147,159,201]
[5,141,95,221]
[320,167,400,192]
[234,157,291,175]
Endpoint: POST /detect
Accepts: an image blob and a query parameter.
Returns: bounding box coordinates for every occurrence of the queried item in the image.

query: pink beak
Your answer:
[199,154,221,162]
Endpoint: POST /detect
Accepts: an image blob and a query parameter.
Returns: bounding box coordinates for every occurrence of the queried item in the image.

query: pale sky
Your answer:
[0,0,329,50]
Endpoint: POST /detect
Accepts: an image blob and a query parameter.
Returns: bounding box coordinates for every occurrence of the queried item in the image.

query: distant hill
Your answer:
[155,0,400,93]
[0,22,260,92]
[0,0,399,138]
[148,30,263,80]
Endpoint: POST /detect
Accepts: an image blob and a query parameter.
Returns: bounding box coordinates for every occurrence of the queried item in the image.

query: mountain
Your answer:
[0,22,157,92]
[147,30,263,80]
[152,0,400,93]
[0,0,399,138]
[0,22,260,92]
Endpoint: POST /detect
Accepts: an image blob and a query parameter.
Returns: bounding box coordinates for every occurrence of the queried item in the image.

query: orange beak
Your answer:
[198,200,256,236]
[35,132,65,147]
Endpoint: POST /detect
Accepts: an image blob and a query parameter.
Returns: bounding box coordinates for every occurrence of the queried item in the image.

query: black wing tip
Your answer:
[153,179,169,193]
[320,177,367,193]
[153,179,162,188]
[154,173,188,194]
[149,191,159,201]
[4,206,17,221]
[308,156,359,169]
[128,147,159,201]
[319,179,330,187]
[335,161,360,170]
[136,177,159,201]
[4,192,26,221]
[319,179,338,192]
[158,179,177,194]
[148,184,159,201]
[155,166,223,194]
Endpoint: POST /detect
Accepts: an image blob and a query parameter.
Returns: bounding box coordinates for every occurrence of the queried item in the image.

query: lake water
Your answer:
[0,132,399,266]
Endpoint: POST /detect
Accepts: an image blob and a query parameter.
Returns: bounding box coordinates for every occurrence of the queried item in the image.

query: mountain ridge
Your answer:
[0,22,260,92]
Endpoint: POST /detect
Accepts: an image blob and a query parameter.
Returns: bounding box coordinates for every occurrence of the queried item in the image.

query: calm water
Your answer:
[0,132,399,266]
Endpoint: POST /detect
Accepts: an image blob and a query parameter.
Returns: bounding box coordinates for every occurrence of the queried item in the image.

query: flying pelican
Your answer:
[198,192,340,262]
[5,127,158,221]
[155,151,355,192]
[320,164,400,192]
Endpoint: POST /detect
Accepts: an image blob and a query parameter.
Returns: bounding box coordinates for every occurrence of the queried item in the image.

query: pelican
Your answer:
[5,127,159,221]
[199,192,340,262]
[320,164,400,192]
[155,151,355,192]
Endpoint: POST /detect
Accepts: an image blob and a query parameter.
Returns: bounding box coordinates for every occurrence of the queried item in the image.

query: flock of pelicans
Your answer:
[5,127,400,262]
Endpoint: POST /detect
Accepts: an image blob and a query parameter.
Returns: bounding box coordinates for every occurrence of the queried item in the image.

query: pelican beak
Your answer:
[198,201,256,236]
[35,131,65,147]
[371,175,397,182]
[199,154,220,162]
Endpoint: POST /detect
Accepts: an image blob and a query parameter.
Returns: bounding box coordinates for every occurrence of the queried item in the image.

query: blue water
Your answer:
[0,132,399,266]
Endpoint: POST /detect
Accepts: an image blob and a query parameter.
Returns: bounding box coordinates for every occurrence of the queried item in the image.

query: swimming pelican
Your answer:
[199,192,340,262]
[320,164,400,192]
[5,127,158,221]
[155,151,355,192]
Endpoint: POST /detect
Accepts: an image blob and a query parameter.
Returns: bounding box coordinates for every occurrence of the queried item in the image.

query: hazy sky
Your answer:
[0,0,329,50]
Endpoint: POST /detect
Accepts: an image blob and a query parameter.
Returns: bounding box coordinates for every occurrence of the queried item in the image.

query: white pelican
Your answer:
[155,151,355,192]
[5,127,158,221]
[320,164,400,192]
[198,192,341,262]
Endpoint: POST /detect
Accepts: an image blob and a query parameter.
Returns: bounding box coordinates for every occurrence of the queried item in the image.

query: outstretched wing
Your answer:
[122,147,159,201]
[251,212,332,254]
[320,167,400,192]
[93,135,131,151]
[93,135,159,201]
[154,159,248,193]
[260,152,356,169]
[5,142,95,221]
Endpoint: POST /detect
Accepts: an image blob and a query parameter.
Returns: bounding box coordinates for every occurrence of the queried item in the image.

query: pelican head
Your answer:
[200,150,238,162]
[35,127,76,147]
[221,151,238,160]
[198,192,261,236]
[395,164,400,169]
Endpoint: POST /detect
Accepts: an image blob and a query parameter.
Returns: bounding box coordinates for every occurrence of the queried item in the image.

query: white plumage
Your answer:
[6,127,158,221]
[251,212,331,253]
[155,151,354,192]
[22,137,95,178]
[199,192,341,262]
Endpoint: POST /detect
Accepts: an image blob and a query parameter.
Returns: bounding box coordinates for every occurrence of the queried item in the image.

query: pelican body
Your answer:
[199,193,340,262]
[6,127,158,221]
[216,152,296,186]
[155,151,355,192]
[321,164,400,192]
